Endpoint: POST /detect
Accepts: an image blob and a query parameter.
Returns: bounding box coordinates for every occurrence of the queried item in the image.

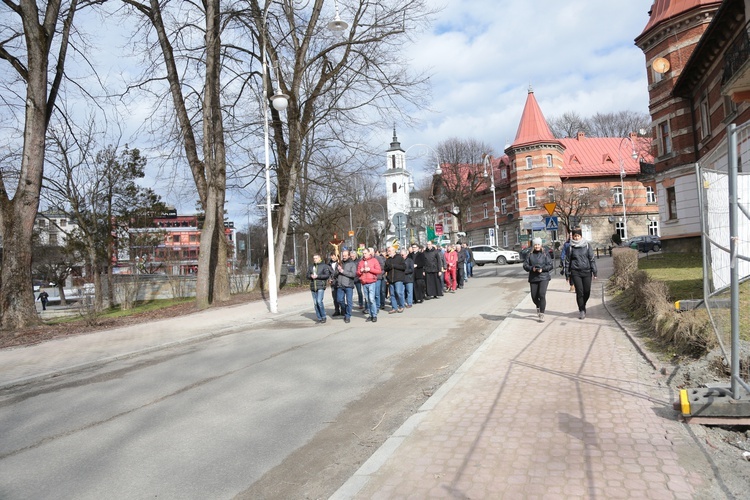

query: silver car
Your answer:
[469,245,521,265]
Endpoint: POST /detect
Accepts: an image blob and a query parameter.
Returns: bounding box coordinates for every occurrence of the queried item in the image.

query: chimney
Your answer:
[577,131,585,141]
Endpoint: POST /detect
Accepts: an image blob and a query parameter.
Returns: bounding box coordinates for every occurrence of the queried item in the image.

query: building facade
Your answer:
[635,0,750,252]
[434,88,657,250]
[34,211,79,246]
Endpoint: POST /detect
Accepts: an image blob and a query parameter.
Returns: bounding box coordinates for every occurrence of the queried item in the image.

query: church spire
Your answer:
[511,87,556,147]
[388,124,403,151]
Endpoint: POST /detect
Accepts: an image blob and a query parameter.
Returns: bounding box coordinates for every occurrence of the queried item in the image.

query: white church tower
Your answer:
[384,127,413,229]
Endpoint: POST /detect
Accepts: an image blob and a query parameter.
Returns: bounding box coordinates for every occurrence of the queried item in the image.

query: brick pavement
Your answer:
[333,259,714,499]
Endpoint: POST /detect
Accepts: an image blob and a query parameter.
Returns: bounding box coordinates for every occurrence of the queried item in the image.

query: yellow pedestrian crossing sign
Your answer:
[545,216,558,231]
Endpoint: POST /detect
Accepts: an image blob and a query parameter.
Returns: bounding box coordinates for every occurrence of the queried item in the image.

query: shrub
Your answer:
[612,260,715,358]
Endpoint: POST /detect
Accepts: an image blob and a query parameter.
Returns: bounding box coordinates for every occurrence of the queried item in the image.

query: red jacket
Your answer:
[357,257,381,285]
[444,250,458,270]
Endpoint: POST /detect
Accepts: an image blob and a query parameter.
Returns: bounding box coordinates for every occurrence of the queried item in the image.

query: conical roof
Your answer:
[511,87,556,147]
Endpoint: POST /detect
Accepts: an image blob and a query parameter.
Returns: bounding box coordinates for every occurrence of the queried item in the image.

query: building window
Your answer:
[724,95,738,119]
[525,156,533,169]
[615,221,625,239]
[546,154,553,168]
[526,188,536,208]
[659,121,672,155]
[38,219,46,227]
[646,186,656,204]
[172,235,180,243]
[649,219,659,236]
[666,187,677,220]
[613,186,623,205]
[547,187,555,202]
[189,234,200,242]
[483,203,488,219]
[513,193,518,211]
[701,96,712,136]
[511,160,516,172]
[467,207,472,223]
[501,198,507,214]
[60,219,67,227]
[500,168,507,179]
[515,227,520,245]
[502,231,508,247]
[392,182,397,193]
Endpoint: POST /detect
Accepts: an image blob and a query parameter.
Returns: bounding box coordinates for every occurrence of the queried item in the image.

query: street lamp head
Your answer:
[435,165,442,176]
[271,88,290,111]
[328,0,348,31]
[631,151,638,160]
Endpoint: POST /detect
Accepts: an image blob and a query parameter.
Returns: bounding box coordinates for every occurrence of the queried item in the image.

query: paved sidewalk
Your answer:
[0,290,313,389]
[332,259,712,499]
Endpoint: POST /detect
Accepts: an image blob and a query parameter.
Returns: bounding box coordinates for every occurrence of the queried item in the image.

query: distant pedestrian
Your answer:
[423,241,444,299]
[37,290,49,311]
[328,252,342,317]
[411,244,426,303]
[307,254,331,324]
[566,228,598,320]
[384,246,406,313]
[335,250,358,324]
[443,244,458,292]
[523,237,553,322]
[401,248,415,307]
[357,248,382,322]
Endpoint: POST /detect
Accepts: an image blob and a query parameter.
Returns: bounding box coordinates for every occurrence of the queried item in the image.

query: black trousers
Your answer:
[529,280,549,313]
[571,274,592,312]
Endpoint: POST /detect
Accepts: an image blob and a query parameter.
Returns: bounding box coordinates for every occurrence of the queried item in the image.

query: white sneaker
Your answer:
[538,312,544,322]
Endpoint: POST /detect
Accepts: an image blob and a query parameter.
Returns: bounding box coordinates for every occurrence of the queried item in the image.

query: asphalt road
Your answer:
[0,264,530,499]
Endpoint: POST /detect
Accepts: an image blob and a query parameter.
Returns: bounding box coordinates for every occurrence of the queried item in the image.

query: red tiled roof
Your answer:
[559,134,651,178]
[512,88,557,147]
[638,0,722,37]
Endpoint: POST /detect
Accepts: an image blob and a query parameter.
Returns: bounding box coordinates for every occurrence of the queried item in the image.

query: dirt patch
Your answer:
[0,286,306,350]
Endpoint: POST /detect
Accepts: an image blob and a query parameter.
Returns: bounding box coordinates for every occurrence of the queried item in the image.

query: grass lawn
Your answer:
[639,252,749,342]
[637,253,703,301]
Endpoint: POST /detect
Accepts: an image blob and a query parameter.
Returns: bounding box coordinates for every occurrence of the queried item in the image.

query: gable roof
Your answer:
[512,87,558,148]
[559,134,650,178]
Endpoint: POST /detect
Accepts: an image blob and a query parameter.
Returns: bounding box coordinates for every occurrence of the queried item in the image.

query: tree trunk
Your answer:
[0,210,40,332]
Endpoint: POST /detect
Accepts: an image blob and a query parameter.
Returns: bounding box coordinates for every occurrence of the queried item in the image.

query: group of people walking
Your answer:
[306,241,474,324]
[523,228,597,322]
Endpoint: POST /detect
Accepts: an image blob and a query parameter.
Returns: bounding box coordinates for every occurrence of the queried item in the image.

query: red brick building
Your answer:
[635,0,750,251]
[434,88,657,250]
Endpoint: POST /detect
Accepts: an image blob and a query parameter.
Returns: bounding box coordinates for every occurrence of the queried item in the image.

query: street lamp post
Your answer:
[483,154,500,247]
[617,135,638,242]
[260,3,347,313]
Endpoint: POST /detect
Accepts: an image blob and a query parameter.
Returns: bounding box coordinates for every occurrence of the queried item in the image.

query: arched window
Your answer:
[392,182,397,193]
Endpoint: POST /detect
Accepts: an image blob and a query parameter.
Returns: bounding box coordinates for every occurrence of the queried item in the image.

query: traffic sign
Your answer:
[544,202,557,216]
[545,216,558,231]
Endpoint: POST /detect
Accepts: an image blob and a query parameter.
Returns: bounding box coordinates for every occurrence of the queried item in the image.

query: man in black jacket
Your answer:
[423,241,444,299]
[384,246,406,313]
[307,254,331,324]
[335,250,358,323]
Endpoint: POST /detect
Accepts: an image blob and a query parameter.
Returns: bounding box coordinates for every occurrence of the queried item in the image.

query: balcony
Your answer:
[722,22,750,100]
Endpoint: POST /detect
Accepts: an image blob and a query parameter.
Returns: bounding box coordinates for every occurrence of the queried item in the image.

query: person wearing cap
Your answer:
[566,228,598,319]
[523,237,554,322]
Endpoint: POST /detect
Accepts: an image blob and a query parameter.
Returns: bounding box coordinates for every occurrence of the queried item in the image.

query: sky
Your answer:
[43,0,657,227]
[397,0,655,179]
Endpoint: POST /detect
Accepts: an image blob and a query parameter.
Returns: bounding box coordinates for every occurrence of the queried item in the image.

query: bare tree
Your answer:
[431,138,494,231]
[548,111,590,138]
[548,110,650,139]
[589,111,651,138]
[552,183,609,233]
[0,0,95,331]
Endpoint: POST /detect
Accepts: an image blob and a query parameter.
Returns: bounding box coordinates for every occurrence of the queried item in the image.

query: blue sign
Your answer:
[545,216,558,231]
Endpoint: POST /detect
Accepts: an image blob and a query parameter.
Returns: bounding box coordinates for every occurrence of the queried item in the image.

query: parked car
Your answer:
[469,245,521,265]
[626,235,661,252]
